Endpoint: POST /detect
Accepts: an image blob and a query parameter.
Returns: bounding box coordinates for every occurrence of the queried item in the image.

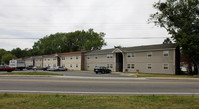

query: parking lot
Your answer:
[0,69,133,78]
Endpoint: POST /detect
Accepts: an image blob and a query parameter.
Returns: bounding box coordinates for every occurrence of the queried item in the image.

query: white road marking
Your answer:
[0,90,199,95]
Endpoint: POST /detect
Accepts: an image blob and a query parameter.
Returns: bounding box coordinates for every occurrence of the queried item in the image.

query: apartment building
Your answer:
[84,44,180,74]
[21,44,180,74]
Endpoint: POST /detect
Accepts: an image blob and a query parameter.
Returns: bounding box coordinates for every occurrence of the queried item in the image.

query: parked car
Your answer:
[0,65,15,72]
[94,66,111,74]
[26,65,34,70]
[32,66,43,70]
[47,66,67,71]
[43,66,50,71]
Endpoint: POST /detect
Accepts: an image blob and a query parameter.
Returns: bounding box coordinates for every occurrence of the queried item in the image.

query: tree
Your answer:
[163,38,173,44]
[114,45,122,48]
[0,49,8,62]
[1,53,16,65]
[149,0,199,75]
[32,29,106,55]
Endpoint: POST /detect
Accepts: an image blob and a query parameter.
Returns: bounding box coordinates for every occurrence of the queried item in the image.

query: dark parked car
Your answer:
[26,65,34,70]
[43,66,50,71]
[0,65,15,72]
[94,66,111,74]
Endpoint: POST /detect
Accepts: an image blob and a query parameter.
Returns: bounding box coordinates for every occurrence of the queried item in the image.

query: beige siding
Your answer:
[123,49,175,74]
[61,54,82,70]
[25,58,33,67]
[85,54,116,71]
[43,57,57,67]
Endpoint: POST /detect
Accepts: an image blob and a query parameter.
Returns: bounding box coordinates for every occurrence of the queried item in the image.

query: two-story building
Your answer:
[84,44,180,74]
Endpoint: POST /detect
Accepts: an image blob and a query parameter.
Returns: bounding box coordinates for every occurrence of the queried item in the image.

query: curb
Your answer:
[144,77,199,80]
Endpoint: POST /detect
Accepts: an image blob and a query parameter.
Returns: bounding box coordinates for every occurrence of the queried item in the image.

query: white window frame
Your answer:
[147,52,152,57]
[62,57,65,60]
[110,64,113,68]
[76,56,78,59]
[95,55,98,59]
[127,53,134,57]
[163,51,169,57]
[76,64,78,68]
[107,54,113,58]
[107,64,109,68]
[87,56,90,59]
[127,64,130,69]
[147,64,152,69]
[131,64,135,69]
[163,64,169,70]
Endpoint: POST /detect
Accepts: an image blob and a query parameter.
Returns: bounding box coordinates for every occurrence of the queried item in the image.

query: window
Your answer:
[147,64,152,69]
[107,64,109,68]
[87,65,89,68]
[107,54,113,58]
[87,56,90,59]
[127,53,134,57]
[127,64,130,68]
[95,55,98,59]
[131,64,135,69]
[76,56,78,59]
[45,58,46,61]
[48,59,50,61]
[62,57,65,60]
[147,52,152,57]
[164,64,169,69]
[70,64,72,68]
[53,58,56,60]
[110,64,113,68]
[53,64,56,67]
[70,56,72,60]
[76,64,78,68]
[62,64,65,67]
[163,51,169,56]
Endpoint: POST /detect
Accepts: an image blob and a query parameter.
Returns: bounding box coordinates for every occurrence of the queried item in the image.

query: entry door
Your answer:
[116,53,123,72]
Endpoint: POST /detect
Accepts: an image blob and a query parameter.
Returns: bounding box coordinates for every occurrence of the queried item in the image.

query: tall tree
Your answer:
[163,38,173,44]
[149,0,199,75]
[0,49,8,62]
[1,53,16,65]
[32,29,106,55]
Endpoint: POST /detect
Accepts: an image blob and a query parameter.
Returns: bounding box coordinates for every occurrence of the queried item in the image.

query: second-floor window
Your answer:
[147,52,152,57]
[127,53,134,57]
[107,54,113,58]
[163,51,169,56]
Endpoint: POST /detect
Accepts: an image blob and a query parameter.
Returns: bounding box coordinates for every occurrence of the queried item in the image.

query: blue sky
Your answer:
[0,0,171,50]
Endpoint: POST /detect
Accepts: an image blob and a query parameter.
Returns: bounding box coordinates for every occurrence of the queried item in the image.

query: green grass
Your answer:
[0,72,63,76]
[0,94,198,109]
[123,72,199,78]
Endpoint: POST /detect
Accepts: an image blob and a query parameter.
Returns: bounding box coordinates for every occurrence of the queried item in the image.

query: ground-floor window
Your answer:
[127,64,130,68]
[164,64,169,69]
[76,64,78,68]
[70,64,72,68]
[131,64,135,69]
[53,64,56,67]
[147,64,152,69]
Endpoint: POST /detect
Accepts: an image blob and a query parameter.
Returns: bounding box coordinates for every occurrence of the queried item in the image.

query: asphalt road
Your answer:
[0,76,199,95]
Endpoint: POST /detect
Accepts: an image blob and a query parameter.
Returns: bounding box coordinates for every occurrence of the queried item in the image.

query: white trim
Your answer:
[112,48,123,53]
[163,63,169,70]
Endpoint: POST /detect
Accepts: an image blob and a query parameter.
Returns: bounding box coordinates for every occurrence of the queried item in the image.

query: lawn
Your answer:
[0,94,198,109]
[0,72,63,76]
[123,72,199,78]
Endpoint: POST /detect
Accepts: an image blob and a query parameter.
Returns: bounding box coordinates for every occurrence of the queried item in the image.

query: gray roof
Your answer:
[85,44,176,55]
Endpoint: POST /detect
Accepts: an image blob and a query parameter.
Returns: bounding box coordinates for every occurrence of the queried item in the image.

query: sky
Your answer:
[0,0,171,51]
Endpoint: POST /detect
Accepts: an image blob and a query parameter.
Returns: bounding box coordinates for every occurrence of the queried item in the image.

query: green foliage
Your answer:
[163,38,173,44]
[1,53,16,64]
[0,49,8,62]
[149,0,199,74]
[11,48,34,58]
[0,94,199,109]
[114,45,122,48]
[32,29,106,55]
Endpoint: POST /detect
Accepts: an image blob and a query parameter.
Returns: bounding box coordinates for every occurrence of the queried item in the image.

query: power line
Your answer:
[0,37,169,40]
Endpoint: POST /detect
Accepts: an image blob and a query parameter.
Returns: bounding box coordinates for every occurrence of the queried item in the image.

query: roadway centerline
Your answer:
[0,79,199,84]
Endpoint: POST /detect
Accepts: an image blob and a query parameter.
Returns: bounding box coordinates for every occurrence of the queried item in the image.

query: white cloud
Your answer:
[0,0,170,51]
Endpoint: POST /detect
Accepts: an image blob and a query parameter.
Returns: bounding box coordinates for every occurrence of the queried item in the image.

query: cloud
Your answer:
[0,0,169,51]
